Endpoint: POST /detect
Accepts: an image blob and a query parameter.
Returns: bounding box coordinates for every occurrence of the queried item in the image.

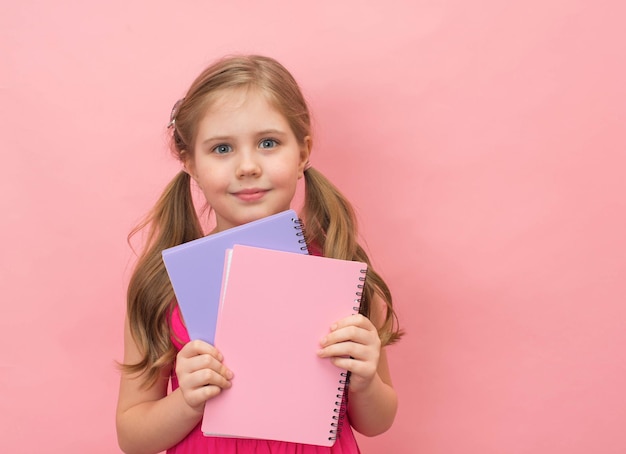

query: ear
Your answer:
[180,150,198,181]
[297,136,312,179]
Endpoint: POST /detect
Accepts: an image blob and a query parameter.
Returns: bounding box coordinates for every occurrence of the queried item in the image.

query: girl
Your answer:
[116,55,402,454]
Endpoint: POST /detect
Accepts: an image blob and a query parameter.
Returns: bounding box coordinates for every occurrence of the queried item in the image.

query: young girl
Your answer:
[116,55,402,454]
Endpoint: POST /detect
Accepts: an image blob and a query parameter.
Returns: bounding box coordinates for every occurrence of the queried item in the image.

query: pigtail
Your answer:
[303,167,403,346]
[123,171,203,387]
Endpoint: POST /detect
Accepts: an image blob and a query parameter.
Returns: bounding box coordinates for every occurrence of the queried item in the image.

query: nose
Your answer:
[235,149,261,178]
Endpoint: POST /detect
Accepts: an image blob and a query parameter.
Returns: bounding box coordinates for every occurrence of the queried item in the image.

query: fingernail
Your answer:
[320,336,327,345]
[330,324,338,331]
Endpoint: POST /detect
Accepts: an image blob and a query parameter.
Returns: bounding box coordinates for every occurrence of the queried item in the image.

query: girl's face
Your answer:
[185,88,310,233]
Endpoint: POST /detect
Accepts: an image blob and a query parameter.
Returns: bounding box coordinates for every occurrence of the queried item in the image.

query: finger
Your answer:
[179,366,233,391]
[178,353,234,379]
[181,383,224,409]
[179,339,224,361]
[317,341,373,361]
[329,356,378,381]
[329,314,375,332]
[176,355,234,390]
[320,325,380,348]
[198,384,224,401]
[197,367,234,389]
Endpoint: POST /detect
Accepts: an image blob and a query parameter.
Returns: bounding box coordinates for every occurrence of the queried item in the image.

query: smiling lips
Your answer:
[232,188,269,202]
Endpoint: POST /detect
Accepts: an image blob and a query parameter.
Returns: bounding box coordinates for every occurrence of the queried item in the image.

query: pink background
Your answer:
[2,1,625,453]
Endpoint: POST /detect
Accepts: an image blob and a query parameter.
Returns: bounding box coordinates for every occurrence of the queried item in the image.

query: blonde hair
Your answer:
[124,55,402,387]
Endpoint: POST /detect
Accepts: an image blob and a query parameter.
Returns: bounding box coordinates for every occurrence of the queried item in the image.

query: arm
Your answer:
[116,317,233,454]
[345,345,397,436]
[317,295,398,436]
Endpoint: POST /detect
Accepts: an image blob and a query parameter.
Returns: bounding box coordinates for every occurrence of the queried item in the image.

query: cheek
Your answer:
[274,156,303,180]
[195,161,227,183]
[274,167,301,188]
[194,170,226,198]
[200,177,225,194]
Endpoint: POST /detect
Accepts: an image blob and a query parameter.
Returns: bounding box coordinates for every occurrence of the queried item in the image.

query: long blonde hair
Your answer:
[123,55,402,387]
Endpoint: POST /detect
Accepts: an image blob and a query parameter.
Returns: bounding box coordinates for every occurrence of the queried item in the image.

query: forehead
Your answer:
[193,88,293,148]
[202,87,283,121]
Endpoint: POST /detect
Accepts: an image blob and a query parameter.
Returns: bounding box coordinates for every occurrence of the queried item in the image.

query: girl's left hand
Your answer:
[317,314,381,393]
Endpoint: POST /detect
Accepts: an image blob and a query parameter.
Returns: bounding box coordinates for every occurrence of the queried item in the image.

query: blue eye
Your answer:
[259,139,278,149]
[213,144,232,154]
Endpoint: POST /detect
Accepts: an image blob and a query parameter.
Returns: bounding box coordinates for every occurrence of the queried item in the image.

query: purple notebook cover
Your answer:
[161,210,308,344]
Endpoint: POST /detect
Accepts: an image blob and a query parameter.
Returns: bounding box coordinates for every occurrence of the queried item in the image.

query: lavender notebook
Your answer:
[161,210,308,344]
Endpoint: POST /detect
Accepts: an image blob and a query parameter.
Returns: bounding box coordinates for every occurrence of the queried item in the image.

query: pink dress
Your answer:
[167,304,361,454]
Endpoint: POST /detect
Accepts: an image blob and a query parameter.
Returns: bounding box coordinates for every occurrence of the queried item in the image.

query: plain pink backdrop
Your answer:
[2,1,625,453]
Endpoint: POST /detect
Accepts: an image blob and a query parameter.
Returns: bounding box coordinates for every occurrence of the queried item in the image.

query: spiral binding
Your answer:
[328,371,350,441]
[292,217,309,253]
[353,269,367,313]
[329,266,368,442]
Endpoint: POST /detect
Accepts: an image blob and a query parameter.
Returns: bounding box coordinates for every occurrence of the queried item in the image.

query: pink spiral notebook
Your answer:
[201,245,367,447]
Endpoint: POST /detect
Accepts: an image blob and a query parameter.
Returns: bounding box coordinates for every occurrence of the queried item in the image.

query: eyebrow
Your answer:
[201,129,288,145]
[257,129,287,137]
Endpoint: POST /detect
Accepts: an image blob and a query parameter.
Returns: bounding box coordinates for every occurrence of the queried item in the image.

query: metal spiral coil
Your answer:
[328,376,349,441]
[329,268,367,441]
[292,217,309,252]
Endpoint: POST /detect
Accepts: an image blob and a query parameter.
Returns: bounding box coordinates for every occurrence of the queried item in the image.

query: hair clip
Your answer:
[304,160,312,171]
[167,98,185,129]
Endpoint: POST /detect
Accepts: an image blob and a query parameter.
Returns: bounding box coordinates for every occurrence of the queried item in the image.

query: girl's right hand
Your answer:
[175,340,234,413]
